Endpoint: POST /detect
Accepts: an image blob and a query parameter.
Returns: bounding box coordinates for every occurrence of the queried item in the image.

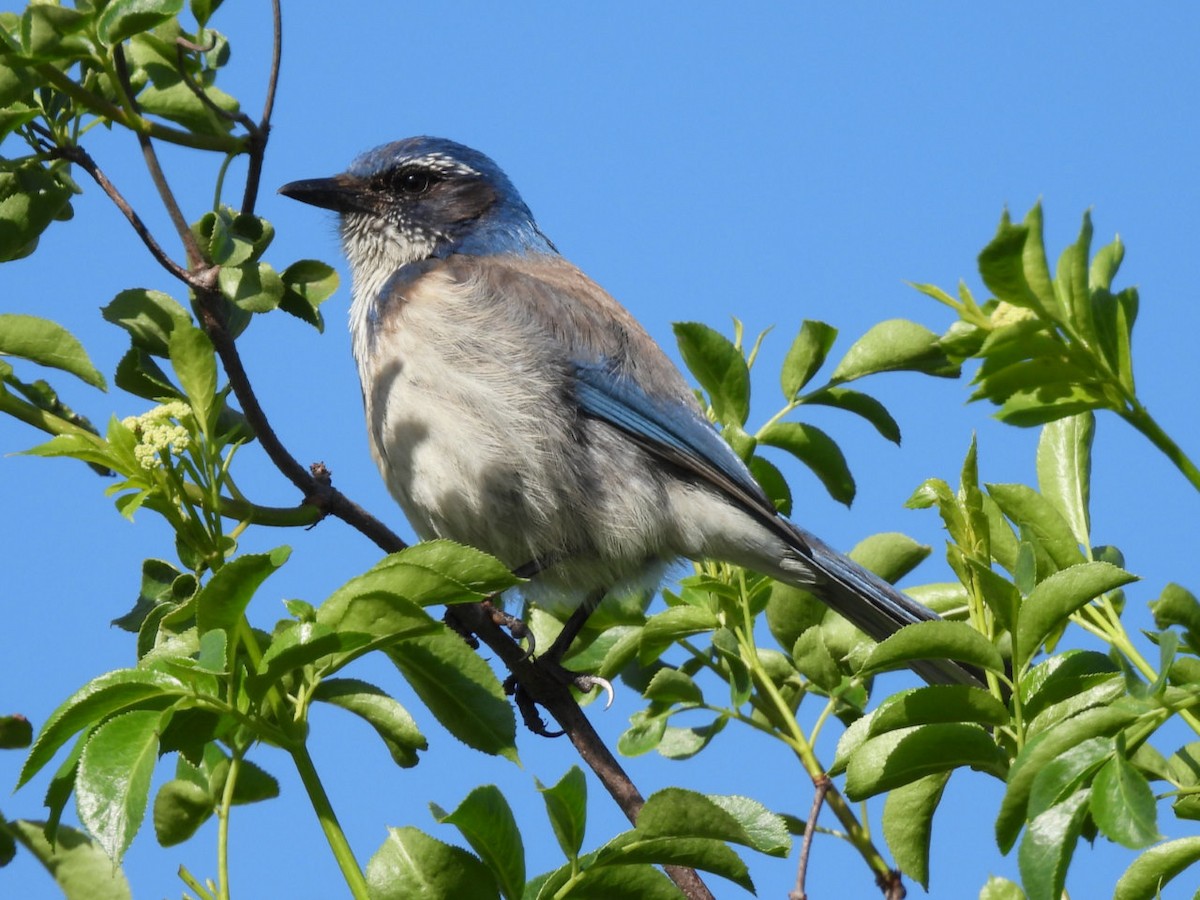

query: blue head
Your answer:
[280,137,555,275]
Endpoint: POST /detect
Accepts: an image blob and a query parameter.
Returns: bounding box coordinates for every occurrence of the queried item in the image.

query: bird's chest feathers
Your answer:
[351,271,571,538]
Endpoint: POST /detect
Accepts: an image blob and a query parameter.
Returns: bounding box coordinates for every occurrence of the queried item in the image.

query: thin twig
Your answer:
[174,39,256,130]
[111,43,205,269]
[790,775,831,900]
[54,144,195,285]
[240,0,282,215]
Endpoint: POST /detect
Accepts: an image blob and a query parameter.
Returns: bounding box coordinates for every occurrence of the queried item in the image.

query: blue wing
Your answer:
[572,360,775,516]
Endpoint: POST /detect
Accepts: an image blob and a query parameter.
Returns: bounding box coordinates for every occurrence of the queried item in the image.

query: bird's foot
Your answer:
[481,598,535,658]
[503,659,615,738]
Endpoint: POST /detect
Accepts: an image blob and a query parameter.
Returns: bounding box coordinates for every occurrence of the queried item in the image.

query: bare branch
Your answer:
[790,775,831,900]
[173,38,256,131]
[111,44,205,270]
[446,603,716,900]
[240,0,282,215]
[54,144,196,286]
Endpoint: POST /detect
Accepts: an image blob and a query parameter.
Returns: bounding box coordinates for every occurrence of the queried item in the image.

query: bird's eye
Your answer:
[390,169,438,196]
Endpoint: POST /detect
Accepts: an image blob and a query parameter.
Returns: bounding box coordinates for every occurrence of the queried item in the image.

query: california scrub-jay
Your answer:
[280,136,975,687]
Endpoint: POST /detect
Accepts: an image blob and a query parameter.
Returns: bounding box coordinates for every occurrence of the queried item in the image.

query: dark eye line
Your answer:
[385,167,442,197]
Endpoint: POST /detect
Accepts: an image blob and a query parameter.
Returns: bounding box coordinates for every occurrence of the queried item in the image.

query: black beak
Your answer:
[278,174,372,214]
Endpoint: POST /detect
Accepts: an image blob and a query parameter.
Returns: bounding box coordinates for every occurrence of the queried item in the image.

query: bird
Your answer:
[279,136,978,690]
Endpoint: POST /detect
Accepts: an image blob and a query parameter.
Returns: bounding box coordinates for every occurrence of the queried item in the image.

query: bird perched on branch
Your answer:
[280,136,977,692]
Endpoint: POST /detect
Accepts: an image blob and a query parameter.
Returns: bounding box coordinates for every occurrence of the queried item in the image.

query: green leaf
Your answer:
[0,159,74,260]
[748,454,792,514]
[1151,583,1200,652]
[0,713,33,749]
[1091,755,1160,849]
[251,623,372,696]
[1020,649,1121,724]
[112,559,186,633]
[1015,561,1137,671]
[979,875,1027,900]
[6,820,132,900]
[860,620,1005,677]
[712,627,753,706]
[168,325,218,432]
[590,834,753,893]
[1054,211,1095,345]
[673,321,750,426]
[987,482,1087,574]
[978,217,1048,316]
[0,314,105,389]
[145,91,239,140]
[1018,789,1091,900]
[618,709,668,757]
[194,548,291,656]
[320,592,441,653]
[639,605,719,664]
[844,723,1008,800]
[367,826,497,900]
[765,581,829,657]
[883,771,949,890]
[1019,204,1060,318]
[1093,286,1138,394]
[387,632,517,761]
[312,678,426,768]
[851,532,931,582]
[1113,836,1200,900]
[535,862,680,899]
[152,778,212,847]
[1035,413,1094,546]
[97,0,184,45]
[642,668,703,704]
[101,289,192,358]
[636,789,789,856]
[792,626,842,691]
[781,319,837,399]
[657,718,727,760]
[995,390,1114,429]
[76,709,164,863]
[318,543,517,623]
[1089,235,1124,292]
[831,318,959,382]
[868,685,1009,735]
[996,704,1143,852]
[537,766,588,861]
[1026,737,1112,818]
[280,259,338,330]
[806,386,901,443]
[218,261,285,313]
[19,669,184,789]
[432,785,524,900]
[758,420,854,505]
[113,347,180,402]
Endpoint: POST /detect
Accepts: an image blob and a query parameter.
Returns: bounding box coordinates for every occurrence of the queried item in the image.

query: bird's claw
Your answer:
[569,672,615,710]
[482,599,536,659]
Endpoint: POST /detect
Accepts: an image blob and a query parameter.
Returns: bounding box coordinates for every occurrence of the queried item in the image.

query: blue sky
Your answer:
[4,4,1200,898]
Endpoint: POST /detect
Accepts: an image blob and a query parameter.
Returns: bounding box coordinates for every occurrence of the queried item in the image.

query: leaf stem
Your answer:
[739,633,896,886]
[216,751,242,900]
[1119,399,1200,494]
[31,60,243,153]
[289,743,370,900]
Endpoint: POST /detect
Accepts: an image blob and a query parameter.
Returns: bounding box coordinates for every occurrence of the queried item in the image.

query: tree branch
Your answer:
[112,43,204,270]
[790,775,830,900]
[240,0,282,215]
[52,144,195,286]
[446,603,716,900]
